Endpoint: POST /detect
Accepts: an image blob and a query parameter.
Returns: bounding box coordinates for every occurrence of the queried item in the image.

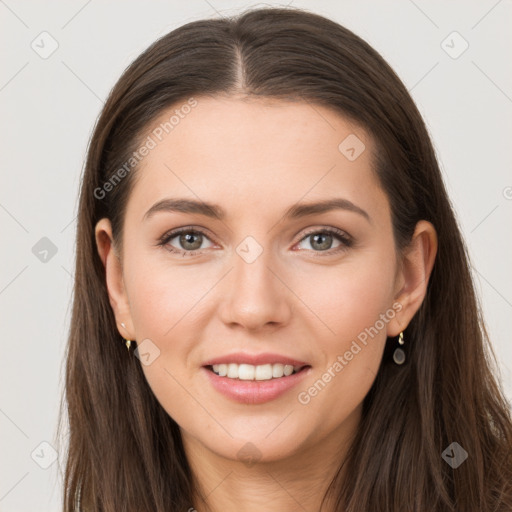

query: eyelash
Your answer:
[157,226,353,258]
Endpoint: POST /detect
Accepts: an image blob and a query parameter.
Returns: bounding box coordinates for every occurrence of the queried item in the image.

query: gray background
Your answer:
[1,0,511,510]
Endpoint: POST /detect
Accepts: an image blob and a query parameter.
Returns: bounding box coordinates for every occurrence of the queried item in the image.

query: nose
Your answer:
[217,244,292,331]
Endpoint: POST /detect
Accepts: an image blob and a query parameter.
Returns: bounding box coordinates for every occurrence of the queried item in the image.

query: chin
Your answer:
[185,417,311,465]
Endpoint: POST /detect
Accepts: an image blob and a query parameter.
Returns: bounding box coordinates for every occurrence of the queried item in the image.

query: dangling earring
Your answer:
[121,322,131,352]
[393,331,405,365]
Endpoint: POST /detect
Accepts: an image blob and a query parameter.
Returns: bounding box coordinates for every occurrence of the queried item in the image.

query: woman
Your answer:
[57,6,512,511]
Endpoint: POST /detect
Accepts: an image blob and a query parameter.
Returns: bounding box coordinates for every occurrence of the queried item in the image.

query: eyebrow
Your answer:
[143,197,371,224]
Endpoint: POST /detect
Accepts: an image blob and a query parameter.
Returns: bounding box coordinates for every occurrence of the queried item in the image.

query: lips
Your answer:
[202,365,311,404]
[200,352,312,404]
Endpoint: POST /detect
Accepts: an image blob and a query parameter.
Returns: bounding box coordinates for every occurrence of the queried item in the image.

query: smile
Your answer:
[209,362,305,380]
[202,364,312,404]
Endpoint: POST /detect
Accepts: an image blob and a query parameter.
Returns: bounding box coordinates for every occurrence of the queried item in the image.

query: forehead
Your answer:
[127,95,388,223]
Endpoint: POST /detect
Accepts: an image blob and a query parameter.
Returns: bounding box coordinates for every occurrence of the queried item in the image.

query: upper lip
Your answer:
[202,352,310,368]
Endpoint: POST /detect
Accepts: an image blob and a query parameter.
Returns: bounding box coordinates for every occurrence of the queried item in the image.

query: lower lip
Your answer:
[201,366,312,405]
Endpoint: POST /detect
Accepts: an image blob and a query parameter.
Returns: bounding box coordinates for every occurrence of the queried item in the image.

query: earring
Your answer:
[120,322,131,352]
[393,331,405,365]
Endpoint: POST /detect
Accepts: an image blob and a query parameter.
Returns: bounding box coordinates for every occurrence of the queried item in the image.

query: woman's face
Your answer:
[97,95,412,464]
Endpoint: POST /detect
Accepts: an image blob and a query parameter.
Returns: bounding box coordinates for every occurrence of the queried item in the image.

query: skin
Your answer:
[95,95,437,511]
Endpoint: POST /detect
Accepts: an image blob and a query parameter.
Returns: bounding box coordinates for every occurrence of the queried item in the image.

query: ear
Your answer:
[387,220,438,337]
[95,218,135,340]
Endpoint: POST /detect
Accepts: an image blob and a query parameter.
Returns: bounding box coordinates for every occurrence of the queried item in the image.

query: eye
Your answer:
[294,227,353,255]
[157,226,353,257]
[158,227,215,256]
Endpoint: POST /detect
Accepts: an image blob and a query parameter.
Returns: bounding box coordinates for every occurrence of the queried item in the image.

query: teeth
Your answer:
[211,363,300,380]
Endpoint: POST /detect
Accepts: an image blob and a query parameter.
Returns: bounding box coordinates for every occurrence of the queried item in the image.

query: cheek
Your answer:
[292,261,394,435]
[297,257,396,346]
[125,256,207,340]
[123,262,203,423]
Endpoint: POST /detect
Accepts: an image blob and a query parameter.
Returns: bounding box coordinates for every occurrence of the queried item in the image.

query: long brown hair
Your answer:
[56,6,512,511]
